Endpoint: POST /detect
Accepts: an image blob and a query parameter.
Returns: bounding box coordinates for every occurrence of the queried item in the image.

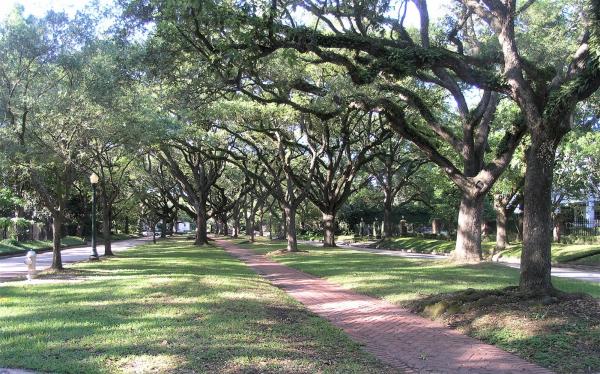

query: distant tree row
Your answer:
[2,0,600,297]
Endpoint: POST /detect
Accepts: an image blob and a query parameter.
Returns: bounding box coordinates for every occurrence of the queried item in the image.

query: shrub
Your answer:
[0,238,20,247]
[0,217,10,230]
[12,217,31,229]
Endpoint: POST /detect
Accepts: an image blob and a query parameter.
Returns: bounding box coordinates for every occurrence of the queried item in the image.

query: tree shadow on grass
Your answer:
[0,288,395,373]
[0,238,397,374]
[248,244,523,304]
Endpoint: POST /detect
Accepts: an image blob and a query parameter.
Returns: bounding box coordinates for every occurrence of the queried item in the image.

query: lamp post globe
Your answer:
[89,173,99,185]
[90,173,99,260]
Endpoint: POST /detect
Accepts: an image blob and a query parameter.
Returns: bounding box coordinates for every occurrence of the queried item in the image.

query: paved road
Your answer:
[500,262,600,283]
[301,240,600,284]
[0,237,151,282]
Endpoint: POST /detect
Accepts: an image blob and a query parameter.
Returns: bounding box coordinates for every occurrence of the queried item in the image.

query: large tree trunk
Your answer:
[152,222,157,244]
[495,206,508,252]
[284,206,298,252]
[223,218,229,236]
[520,138,556,294]
[259,211,264,236]
[453,192,484,262]
[516,215,524,241]
[322,211,336,247]
[268,211,273,240]
[233,214,240,238]
[15,206,25,218]
[249,212,255,242]
[76,224,83,238]
[13,185,26,241]
[383,194,393,238]
[103,207,114,256]
[137,216,143,236]
[15,204,26,241]
[51,213,63,270]
[173,211,178,234]
[245,213,255,242]
[194,202,208,245]
[553,220,561,243]
[281,208,287,240]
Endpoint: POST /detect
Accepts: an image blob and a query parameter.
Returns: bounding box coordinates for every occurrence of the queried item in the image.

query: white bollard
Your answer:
[24,250,37,281]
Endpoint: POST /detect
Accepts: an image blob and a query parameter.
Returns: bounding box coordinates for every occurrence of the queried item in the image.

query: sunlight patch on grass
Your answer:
[0,239,396,374]
[239,239,600,373]
[0,236,86,256]
[573,253,600,265]
[498,242,600,265]
[376,237,456,253]
[242,241,600,303]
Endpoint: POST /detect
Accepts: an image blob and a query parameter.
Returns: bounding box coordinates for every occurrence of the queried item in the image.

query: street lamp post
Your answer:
[90,173,99,260]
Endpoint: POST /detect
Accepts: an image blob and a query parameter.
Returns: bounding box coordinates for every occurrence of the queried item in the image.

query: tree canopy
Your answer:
[0,0,599,295]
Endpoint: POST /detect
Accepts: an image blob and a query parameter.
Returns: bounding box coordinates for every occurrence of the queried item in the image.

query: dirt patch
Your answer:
[118,354,184,374]
[409,287,600,373]
[259,304,310,325]
[412,287,577,317]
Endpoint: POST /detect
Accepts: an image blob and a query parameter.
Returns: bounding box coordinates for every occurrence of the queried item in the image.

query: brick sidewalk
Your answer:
[215,239,553,374]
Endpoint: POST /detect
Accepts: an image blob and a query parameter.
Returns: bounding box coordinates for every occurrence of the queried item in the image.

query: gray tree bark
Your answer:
[51,213,63,270]
[322,212,336,247]
[103,207,114,256]
[520,137,556,294]
[194,202,208,245]
[453,192,484,262]
[284,206,298,252]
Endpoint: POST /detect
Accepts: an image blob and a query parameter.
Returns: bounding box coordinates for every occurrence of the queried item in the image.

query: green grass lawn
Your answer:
[334,236,499,257]
[237,238,600,373]
[373,236,600,266]
[573,253,600,265]
[0,236,85,256]
[375,236,457,254]
[499,242,600,265]
[0,234,140,256]
[94,232,139,244]
[112,232,136,240]
[241,239,600,302]
[297,232,325,241]
[0,239,396,374]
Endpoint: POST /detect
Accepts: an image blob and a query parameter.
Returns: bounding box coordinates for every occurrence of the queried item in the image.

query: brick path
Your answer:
[216,239,553,374]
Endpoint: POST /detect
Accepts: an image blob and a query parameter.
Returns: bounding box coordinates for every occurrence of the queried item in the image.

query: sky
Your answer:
[0,0,448,25]
[0,0,97,19]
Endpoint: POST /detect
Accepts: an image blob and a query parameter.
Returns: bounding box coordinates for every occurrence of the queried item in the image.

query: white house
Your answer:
[177,221,191,233]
